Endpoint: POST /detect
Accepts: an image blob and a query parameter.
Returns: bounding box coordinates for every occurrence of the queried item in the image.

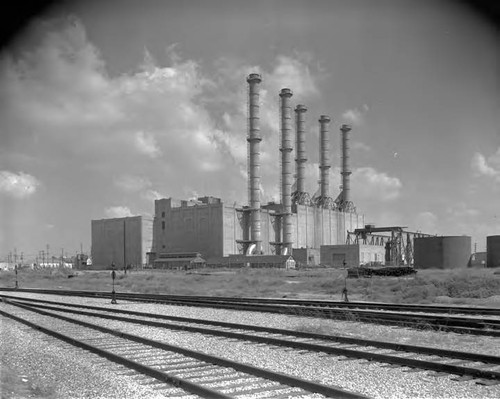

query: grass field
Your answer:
[2,266,500,306]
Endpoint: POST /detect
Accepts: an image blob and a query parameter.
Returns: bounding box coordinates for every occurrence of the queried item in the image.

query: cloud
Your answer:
[351,141,371,152]
[114,175,152,192]
[471,149,500,182]
[352,167,402,201]
[342,104,369,126]
[414,211,438,234]
[134,131,161,158]
[104,206,135,218]
[0,16,328,215]
[0,171,40,198]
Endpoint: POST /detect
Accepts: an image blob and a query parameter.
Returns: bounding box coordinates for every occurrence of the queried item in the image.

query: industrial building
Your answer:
[91,216,153,269]
[88,74,481,271]
[150,74,366,266]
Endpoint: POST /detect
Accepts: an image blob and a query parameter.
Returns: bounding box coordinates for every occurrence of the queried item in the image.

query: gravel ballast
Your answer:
[2,292,500,399]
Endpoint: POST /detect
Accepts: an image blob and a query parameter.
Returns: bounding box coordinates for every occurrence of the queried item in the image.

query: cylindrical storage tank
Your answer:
[414,236,471,269]
[487,235,500,268]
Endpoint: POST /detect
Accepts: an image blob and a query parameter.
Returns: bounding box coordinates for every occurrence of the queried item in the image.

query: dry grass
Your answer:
[1,266,500,306]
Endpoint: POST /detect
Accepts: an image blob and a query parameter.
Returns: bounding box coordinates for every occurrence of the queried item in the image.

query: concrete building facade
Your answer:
[151,196,365,262]
[91,216,153,270]
[320,244,386,268]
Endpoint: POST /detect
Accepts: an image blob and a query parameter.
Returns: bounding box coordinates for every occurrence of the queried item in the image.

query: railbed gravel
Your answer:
[2,292,500,399]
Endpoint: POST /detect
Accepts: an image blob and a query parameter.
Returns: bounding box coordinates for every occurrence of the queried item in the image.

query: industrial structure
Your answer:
[414,236,471,269]
[149,73,366,266]
[91,216,153,269]
[88,74,481,271]
[487,235,500,268]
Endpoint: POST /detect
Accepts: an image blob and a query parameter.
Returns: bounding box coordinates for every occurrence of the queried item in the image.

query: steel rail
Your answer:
[0,308,232,399]
[2,289,499,336]
[9,298,500,383]
[2,287,499,316]
[2,301,370,399]
[5,296,500,367]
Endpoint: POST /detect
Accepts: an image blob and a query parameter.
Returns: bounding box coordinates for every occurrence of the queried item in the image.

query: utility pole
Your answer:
[123,219,127,274]
[46,244,50,267]
[61,248,64,267]
[20,252,23,266]
[41,250,45,267]
[14,248,17,267]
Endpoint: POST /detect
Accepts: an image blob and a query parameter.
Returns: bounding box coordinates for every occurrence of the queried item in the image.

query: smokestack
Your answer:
[340,123,355,212]
[293,104,308,203]
[319,115,332,201]
[280,88,293,254]
[247,73,262,253]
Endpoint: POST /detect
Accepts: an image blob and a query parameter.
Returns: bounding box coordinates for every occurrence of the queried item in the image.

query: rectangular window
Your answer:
[161,211,165,218]
[162,221,165,230]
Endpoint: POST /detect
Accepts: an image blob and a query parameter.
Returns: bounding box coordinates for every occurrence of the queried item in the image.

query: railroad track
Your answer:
[0,298,368,399]
[2,296,500,388]
[2,288,500,336]
[4,288,499,316]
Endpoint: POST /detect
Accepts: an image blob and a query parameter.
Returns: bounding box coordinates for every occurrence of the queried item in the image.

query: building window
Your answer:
[162,221,165,230]
[162,211,165,218]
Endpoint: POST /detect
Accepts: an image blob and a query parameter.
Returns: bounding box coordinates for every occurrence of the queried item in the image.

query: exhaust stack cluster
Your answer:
[244,73,356,255]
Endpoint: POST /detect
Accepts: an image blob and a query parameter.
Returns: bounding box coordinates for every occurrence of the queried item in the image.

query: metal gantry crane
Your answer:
[346,225,434,266]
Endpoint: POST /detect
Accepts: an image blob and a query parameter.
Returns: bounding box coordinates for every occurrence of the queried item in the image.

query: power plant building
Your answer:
[91,216,153,269]
[149,73,366,266]
[150,197,365,261]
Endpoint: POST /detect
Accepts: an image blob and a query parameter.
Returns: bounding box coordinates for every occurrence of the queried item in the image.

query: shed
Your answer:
[154,252,206,270]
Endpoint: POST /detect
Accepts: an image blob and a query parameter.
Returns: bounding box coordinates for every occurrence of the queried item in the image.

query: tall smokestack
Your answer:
[247,73,262,253]
[339,123,355,212]
[280,88,293,254]
[318,115,333,208]
[293,104,309,205]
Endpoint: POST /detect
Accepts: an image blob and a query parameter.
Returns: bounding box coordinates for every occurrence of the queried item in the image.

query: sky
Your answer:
[0,0,498,261]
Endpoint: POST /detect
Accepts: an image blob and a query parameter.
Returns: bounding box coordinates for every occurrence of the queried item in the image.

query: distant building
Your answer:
[153,252,206,270]
[320,244,386,268]
[468,252,487,268]
[91,216,153,269]
[206,254,296,269]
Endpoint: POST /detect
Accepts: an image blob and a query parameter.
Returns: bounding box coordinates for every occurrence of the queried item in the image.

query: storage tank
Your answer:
[414,236,471,269]
[487,235,500,268]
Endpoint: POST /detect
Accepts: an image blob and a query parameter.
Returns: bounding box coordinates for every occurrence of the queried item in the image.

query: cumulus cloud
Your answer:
[0,17,328,214]
[114,175,152,192]
[104,206,135,218]
[135,131,161,158]
[471,149,500,182]
[352,167,402,201]
[0,171,40,198]
[351,141,371,152]
[414,211,438,234]
[342,104,369,126]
